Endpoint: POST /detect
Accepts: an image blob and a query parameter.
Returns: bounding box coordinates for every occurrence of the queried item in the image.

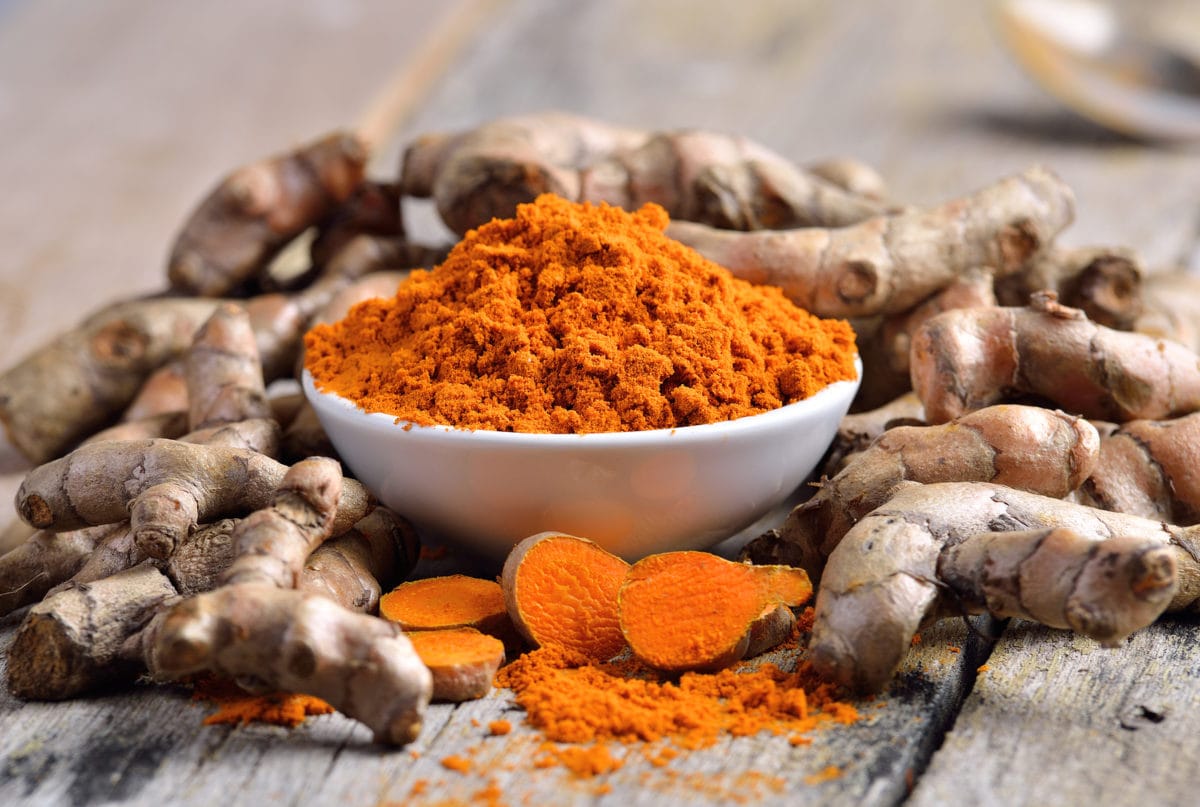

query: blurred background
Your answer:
[0,0,1198,385]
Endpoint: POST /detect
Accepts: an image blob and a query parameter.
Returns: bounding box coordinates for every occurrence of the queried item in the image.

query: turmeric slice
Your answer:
[618,552,812,672]
[409,628,506,702]
[500,532,630,661]
[379,575,513,640]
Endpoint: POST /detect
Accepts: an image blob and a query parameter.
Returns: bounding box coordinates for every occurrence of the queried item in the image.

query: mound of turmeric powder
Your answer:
[305,194,857,433]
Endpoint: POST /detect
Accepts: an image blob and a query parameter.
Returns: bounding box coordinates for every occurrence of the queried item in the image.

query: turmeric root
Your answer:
[83,412,191,446]
[122,360,189,422]
[142,456,431,744]
[309,181,403,269]
[938,528,1176,643]
[618,551,812,672]
[401,112,886,236]
[144,583,431,744]
[185,303,271,431]
[759,405,1099,580]
[0,525,118,617]
[810,481,1199,692]
[854,266,996,410]
[6,563,179,699]
[666,166,1074,318]
[1079,412,1200,524]
[0,297,224,464]
[994,244,1144,330]
[380,574,512,638]
[168,132,368,296]
[822,391,925,475]
[409,628,506,702]
[279,402,339,464]
[910,291,1200,423]
[806,156,888,201]
[500,532,630,661]
[15,439,370,560]
[297,507,419,613]
[218,456,344,588]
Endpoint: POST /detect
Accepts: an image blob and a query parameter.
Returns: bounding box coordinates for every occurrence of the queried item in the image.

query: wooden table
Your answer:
[1,1,1198,804]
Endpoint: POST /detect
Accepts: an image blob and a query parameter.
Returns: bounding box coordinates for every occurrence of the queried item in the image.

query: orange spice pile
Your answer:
[494,632,860,752]
[306,194,857,433]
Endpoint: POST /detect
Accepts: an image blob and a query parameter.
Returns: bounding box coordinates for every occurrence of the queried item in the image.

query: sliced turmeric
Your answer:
[409,628,506,702]
[618,552,812,672]
[500,532,630,661]
[379,574,513,639]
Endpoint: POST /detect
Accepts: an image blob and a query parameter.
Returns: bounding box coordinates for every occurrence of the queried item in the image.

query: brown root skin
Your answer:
[219,457,343,589]
[144,583,432,745]
[280,403,338,464]
[743,602,798,658]
[0,525,116,618]
[617,552,812,673]
[806,156,888,201]
[83,412,191,447]
[186,304,270,431]
[937,528,1177,646]
[0,297,225,465]
[911,291,1200,424]
[401,112,884,236]
[309,181,403,269]
[666,166,1074,318]
[1080,412,1200,525]
[122,360,189,422]
[500,532,630,661]
[168,132,367,297]
[46,525,137,597]
[778,405,1099,582]
[810,481,1200,692]
[409,628,505,702]
[824,391,925,476]
[994,245,1144,330]
[7,563,178,700]
[299,508,420,613]
[166,519,240,597]
[15,439,370,560]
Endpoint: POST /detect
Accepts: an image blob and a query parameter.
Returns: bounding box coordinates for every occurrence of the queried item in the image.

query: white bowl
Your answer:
[303,359,860,560]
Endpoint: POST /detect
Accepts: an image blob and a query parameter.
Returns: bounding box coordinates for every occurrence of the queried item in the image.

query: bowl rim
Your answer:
[302,355,861,447]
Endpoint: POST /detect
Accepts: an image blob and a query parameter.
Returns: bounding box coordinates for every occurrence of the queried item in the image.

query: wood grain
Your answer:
[909,616,1200,807]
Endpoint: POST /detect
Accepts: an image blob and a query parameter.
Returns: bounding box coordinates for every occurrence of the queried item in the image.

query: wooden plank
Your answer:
[0,609,996,806]
[909,616,1200,807]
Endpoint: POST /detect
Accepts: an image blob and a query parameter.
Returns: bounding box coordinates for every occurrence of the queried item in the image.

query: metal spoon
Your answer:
[994,0,1200,140]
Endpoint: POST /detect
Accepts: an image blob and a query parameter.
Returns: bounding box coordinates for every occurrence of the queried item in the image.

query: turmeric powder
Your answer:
[495,644,859,749]
[305,194,857,433]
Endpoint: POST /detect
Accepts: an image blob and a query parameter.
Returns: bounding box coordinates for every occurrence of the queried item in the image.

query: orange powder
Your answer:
[305,194,857,433]
[192,676,334,728]
[494,645,860,750]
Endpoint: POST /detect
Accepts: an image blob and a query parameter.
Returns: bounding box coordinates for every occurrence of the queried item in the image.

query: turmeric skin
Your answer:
[618,552,812,672]
[501,532,630,661]
[911,291,1200,424]
[305,194,857,434]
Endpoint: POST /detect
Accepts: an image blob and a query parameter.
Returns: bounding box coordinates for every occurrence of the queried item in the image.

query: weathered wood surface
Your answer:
[2,0,1200,805]
[910,616,1200,807]
[0,604,995,807]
